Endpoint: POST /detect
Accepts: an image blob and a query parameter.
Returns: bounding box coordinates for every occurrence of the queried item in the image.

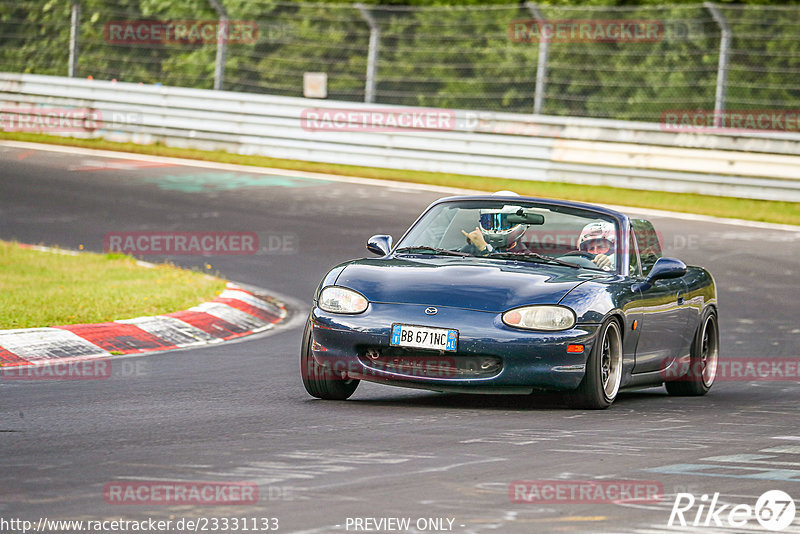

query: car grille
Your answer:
[357,347,502,379]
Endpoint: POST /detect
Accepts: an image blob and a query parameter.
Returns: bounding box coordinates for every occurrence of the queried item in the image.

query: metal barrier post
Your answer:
[356,3,380,103]
[526,3,548,115]
[68,1,80,78]
[208,0,228,90]
[705,2,731,128]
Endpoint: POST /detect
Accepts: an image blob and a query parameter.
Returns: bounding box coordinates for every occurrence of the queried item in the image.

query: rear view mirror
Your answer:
[506,212,545,225]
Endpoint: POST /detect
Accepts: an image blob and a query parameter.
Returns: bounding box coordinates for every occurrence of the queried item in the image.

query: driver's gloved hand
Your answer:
[461,227,488,252]
[593,254,612,270]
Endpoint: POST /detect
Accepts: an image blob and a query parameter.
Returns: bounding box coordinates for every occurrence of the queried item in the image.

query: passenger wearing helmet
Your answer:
[461,206,529,255]
[577,221,616,270]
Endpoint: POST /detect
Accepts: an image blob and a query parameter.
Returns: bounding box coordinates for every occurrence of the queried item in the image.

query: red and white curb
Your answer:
[0,282,287,367]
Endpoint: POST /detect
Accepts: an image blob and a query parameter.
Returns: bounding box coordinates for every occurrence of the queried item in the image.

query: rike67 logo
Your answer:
[669,490,796,531]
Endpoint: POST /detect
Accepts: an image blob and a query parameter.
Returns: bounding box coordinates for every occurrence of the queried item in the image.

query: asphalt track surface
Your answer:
[1,142,800,534]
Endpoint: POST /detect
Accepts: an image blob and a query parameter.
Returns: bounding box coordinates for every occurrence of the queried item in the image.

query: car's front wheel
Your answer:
[569,318,623,410]
[665,309,718,396]
[300,318,359,400]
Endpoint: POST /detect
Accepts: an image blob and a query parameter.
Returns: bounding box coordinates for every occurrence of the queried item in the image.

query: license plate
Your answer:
[390,324,458,352]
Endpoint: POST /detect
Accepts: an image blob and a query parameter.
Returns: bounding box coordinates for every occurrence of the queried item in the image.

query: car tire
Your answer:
[569,318,623,410]
[301,318,359,400]
[665,309,718,396]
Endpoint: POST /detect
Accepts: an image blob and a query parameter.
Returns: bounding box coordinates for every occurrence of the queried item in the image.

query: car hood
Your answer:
[334,257,593,313]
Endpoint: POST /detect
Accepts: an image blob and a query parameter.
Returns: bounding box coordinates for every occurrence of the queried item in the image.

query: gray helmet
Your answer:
[479,205,526,249]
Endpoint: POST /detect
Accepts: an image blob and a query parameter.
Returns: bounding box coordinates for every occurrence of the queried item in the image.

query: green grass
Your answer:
[2,131,799,226]
[0,241,227,329]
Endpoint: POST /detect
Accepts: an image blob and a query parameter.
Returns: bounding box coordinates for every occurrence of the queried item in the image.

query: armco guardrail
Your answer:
[2,73,800,201]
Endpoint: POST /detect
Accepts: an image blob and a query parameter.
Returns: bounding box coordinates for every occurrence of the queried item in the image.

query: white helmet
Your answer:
[479,205,526,248]
[578,221,617,252]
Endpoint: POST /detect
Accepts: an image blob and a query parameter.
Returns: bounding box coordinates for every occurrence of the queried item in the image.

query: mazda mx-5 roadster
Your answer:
[301,193,719,409]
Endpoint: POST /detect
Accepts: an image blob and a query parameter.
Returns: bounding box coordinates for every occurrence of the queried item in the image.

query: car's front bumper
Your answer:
[310,302,600,393]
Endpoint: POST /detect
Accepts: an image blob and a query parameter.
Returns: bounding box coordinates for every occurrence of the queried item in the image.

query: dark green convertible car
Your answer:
[302,194,719,409]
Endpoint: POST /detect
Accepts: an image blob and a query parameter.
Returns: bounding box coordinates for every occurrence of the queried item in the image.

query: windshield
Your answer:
[396,199,620,272]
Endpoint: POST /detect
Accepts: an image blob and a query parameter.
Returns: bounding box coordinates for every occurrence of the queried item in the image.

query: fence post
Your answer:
[68,1,80,77]
[355,3,380,103]
[704,2,731,127]
[208,0,228,90]
[525,3,548,115]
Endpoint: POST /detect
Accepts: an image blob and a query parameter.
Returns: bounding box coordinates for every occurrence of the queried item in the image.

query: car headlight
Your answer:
[502,305,575,331]
[318,286,369,314]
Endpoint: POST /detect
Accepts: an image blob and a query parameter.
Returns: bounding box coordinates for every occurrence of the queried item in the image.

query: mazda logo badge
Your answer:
[425,307,438,315]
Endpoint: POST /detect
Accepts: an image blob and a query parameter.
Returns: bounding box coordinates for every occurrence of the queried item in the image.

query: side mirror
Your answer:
[633,257,687,292]
[366,234,393,256]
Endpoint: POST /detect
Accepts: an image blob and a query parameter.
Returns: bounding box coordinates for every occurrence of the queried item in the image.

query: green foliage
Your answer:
[1,0,798,121]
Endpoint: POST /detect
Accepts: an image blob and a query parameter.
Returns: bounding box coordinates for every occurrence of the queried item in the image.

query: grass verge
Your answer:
[2,132,799,226]
[0,241,227,329]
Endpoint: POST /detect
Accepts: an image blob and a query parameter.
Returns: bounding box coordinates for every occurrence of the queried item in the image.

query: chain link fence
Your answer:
[1,1,799,123]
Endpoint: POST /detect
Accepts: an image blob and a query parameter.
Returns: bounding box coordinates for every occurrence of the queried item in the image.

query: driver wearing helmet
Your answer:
[461,205,529,255]
[577,221,616,270]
